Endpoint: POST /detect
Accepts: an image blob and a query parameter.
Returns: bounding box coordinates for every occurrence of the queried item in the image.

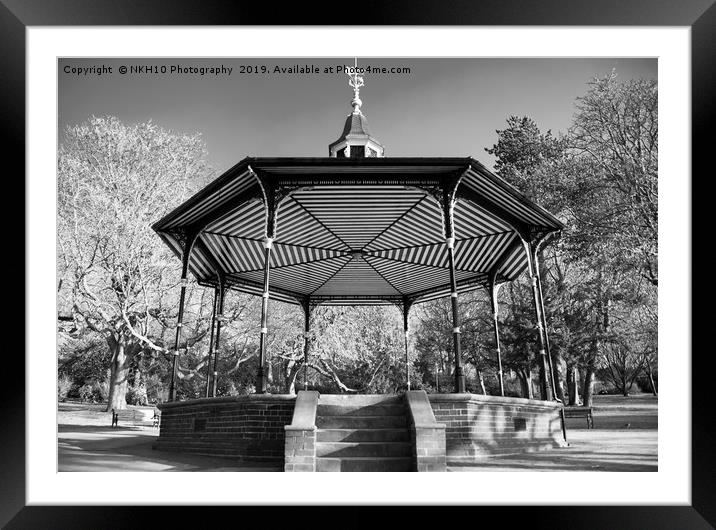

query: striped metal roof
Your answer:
[153,158,563,306]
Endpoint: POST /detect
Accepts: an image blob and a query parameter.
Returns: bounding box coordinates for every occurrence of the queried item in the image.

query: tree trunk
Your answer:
[286,375,296,395]
[582,364,595,408]
[553,349,566,402]
[477,369,487,395]
[646,358,657,396]
[284,359,299,395]
[267,359,274,385]
[517,367,533,399]
[567,365,581,406]
[106,337,131,411]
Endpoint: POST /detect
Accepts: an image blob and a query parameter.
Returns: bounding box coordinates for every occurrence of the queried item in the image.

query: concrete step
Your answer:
[316,415,407,429]
[316,428,410,443]
[316,456,413,472]
[316,441,411,458]
[317,404,406,416]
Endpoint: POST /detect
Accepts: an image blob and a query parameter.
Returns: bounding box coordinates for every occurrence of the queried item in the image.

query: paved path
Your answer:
[59,425,656,472]
[447,429,657,472]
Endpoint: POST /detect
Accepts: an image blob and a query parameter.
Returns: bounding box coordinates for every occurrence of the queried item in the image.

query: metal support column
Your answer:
[211,277,225,398]
[256,237,273,394]
[435,361,440,393]
[169,232,195,402]
[523,237,553,401]
[488,271,505,397]
[446,236,466,393]
[204,285,219,398]
[402,299,412,391]
[302,298,311,391]
[533,239,560,402]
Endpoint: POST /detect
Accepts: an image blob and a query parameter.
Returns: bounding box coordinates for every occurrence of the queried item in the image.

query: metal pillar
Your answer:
[402,299,412,391]
[523,238,553,401]
[302,298,311,391]
[204,285,219,398]
[256,237,273,394]
[169,234,195,402]
[533,240,560,402]
[211,278,225,398]
[446,236,466,393]
[435,361,440,393]
[488,271,505,397]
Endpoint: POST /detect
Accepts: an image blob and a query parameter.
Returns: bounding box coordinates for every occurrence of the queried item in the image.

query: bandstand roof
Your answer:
[152,157,564,307]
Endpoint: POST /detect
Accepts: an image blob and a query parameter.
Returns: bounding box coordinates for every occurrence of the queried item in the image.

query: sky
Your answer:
[58,57,657,173]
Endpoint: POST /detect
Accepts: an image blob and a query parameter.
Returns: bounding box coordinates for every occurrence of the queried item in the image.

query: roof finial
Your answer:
[347,57,364,115]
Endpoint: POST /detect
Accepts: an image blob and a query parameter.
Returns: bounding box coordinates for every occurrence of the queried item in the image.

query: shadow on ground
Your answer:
[58,424,149,433]
[58,426,281,472]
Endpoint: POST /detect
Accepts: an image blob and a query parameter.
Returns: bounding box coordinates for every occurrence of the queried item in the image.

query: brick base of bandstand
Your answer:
[153,394,296,463]
[154,391,566,471]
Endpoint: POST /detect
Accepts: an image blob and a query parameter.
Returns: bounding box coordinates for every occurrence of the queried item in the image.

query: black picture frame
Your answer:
[4,1,712,527]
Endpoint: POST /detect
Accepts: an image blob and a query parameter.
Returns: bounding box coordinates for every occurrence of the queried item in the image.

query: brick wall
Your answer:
[413,426,447,472]
[154,395,296,463]
[428,394,566,464]
[284,428,316,472]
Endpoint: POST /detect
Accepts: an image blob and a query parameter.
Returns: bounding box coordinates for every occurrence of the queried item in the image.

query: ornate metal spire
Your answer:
[329,58,384,157]
[347,57,364,115]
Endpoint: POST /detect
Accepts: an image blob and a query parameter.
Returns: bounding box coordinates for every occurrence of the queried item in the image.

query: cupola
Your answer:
[328,61,385,158]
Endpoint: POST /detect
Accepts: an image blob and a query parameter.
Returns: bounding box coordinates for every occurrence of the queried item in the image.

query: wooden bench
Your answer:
[111,408,160,428]
[562,406,594,429]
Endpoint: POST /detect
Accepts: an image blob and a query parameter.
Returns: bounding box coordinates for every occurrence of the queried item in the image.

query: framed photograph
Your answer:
[7,0,712,527]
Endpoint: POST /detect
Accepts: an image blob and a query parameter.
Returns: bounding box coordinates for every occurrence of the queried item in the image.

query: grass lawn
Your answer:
[58,401,158,430]
[564,393,658,430]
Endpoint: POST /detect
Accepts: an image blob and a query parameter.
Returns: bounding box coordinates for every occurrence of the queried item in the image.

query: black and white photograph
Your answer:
[56,56,659,474]
[3,6,706,522]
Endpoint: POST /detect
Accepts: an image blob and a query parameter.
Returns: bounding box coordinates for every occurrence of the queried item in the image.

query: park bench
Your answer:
[111,408,160,428]
[563,406,594,429]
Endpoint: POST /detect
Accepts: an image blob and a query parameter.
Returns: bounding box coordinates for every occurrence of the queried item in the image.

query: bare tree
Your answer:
[57,116,212,410]
[570,71,658,286]
[599,342,645,396]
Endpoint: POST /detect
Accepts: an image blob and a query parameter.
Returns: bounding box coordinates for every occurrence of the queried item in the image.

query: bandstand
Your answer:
[151,69,567,471]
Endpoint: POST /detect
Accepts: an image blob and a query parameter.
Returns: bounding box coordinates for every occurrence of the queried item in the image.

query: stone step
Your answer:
[317,404,406,417]
[316,415,407,429]
[316,457,413,472]
[318,394,403,406]
[316,428,410,443]
[316,441,411,458]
